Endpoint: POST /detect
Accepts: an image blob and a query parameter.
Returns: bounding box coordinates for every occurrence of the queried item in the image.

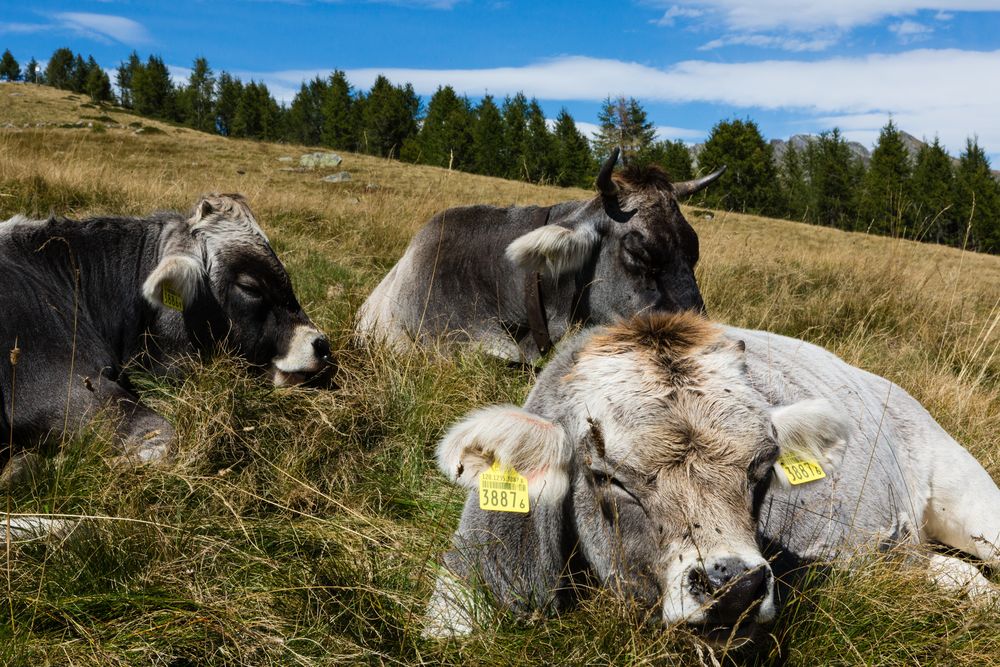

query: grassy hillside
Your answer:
[1,83,999,665]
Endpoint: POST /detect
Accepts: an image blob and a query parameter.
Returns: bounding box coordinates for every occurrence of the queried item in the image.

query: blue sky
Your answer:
[3,1,1000,160]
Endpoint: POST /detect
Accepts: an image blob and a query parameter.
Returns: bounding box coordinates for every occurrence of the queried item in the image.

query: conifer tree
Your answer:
[132,55,175,119]
[409,85,473,169]
[320,70,355,151]
[649,139,694,182]
[231,80,281,140]
[551,108,593,188]
[779,143,810,221]
[360,76,418,157]
[501,93,529,179]
[45,48,75,90]
[0,50,19,81]
[84,57,113,103]
[859,119,913,235]
[214,72,243,137]
[910,138,957,244]
[593,96,656,164]
[70,54,89,93]
[955,137,1000,253]
[522,98,555,183]
[805,129,863,229]
[286,77,328,145]
[471,95,505,177]
[116,51,142,108]
[696,118,779,214]
[179,57,216,133]
[23,57,40,83]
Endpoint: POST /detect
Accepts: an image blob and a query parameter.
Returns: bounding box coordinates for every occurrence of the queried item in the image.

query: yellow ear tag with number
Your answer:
[777,452,826,485]
[162,284,185,312]
[479,460,530,513]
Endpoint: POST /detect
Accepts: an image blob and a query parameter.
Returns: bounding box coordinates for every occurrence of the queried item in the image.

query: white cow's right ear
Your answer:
[436,405,572,505]
[506,223,600,276]
[142,254,204,310]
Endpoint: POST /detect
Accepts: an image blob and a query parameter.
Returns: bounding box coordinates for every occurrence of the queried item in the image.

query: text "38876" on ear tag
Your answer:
[162,284,185,311]
[479,461,529,513]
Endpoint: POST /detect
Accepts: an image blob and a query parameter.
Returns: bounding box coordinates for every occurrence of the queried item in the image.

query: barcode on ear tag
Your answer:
[479,460,530,513]
[162,284,185,311]
[777,452,826,485]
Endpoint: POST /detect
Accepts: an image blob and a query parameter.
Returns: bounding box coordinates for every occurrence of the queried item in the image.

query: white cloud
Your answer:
[560,120,704,142]
[0,22,50,35]
[224,49,1000,156]
[53,12,151,45]
[699,33,837,52]
[647,0,1000,32]
[889,19,933,42]
[653,5,704,26]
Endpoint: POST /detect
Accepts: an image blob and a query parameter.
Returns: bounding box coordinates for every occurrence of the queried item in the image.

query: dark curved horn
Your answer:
[673,165,727,198]
[596,147,620,197]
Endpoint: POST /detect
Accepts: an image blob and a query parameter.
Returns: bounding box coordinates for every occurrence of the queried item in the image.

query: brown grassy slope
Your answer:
[1,83,1000,665]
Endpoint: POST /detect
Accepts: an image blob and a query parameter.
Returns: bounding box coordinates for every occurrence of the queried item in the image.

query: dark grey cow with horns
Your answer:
[357,149,725,362]
[0,194,334,492]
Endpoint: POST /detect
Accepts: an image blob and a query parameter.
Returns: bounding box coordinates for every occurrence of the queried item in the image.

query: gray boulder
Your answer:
[300,152,343,169]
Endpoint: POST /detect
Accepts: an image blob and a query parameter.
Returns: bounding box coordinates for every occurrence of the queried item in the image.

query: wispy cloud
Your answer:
[888,19,934,42]
[647,0,1000,33]
[1,13,151,45]
[53,12,152,45]
[653,5,704,26]
[698,33,837,52]
[0,22,51,35]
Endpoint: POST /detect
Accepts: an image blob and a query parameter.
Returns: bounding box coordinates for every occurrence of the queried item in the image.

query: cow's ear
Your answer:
[188,193,266,239]
[770,398,850,471]
[142,254,204,310]
[436,405,572,505]
[506,223,600,276]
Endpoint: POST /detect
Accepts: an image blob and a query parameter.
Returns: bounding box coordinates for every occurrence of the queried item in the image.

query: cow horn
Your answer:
[596,147,620,197]
[672,166,727,198]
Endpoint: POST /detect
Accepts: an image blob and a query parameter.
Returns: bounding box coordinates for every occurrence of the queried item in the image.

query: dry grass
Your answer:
[1,83,1000,665]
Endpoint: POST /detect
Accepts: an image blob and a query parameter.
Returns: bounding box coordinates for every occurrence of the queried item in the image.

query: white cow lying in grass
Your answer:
[427,312,1000,646]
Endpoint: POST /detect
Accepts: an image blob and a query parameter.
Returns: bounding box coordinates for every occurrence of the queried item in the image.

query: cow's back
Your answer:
[357,204,550,353]
[726,326,936,561]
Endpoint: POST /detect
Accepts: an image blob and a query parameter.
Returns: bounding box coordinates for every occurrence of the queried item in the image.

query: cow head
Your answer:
[437,312,849,645]
[141,194,335,386]
[505,149,724,324]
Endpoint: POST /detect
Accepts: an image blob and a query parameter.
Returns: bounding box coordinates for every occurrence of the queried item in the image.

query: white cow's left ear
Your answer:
[142,254,204,311]
[770,398,850,469]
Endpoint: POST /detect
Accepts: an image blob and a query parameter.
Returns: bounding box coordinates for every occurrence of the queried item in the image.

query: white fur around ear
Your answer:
[142,254,204,310]
[436,405,572,505]
[771,398,850,469]
[505,224,600,276]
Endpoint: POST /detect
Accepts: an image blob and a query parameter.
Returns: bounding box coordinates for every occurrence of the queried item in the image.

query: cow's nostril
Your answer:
[704,560,770,622]
[312,336,331,360]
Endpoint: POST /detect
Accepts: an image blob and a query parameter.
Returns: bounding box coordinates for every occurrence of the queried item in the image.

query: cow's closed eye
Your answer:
[592,470,642,504]
[235,278,264,301]
[748,445,780,482]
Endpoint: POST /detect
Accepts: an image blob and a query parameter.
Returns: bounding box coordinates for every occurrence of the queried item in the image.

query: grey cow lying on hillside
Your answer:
[427,312,1000,645]
[0,194,334,508]
[357,149,725,363]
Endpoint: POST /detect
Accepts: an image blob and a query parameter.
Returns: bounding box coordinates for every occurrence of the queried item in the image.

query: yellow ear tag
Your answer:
[161,284,185,311]
[777,452,826,485]
[479,460,530,513]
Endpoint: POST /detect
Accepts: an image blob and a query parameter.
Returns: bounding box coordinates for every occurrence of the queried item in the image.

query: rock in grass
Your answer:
[322,172,352,183]
[300,152,343,169]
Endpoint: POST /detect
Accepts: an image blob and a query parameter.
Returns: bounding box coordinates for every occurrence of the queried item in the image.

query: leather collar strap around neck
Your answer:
[524,206,553,357]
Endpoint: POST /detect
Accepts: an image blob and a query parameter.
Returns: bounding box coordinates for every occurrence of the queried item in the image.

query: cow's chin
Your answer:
[269,363,337,388]
[696,620,768,652]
